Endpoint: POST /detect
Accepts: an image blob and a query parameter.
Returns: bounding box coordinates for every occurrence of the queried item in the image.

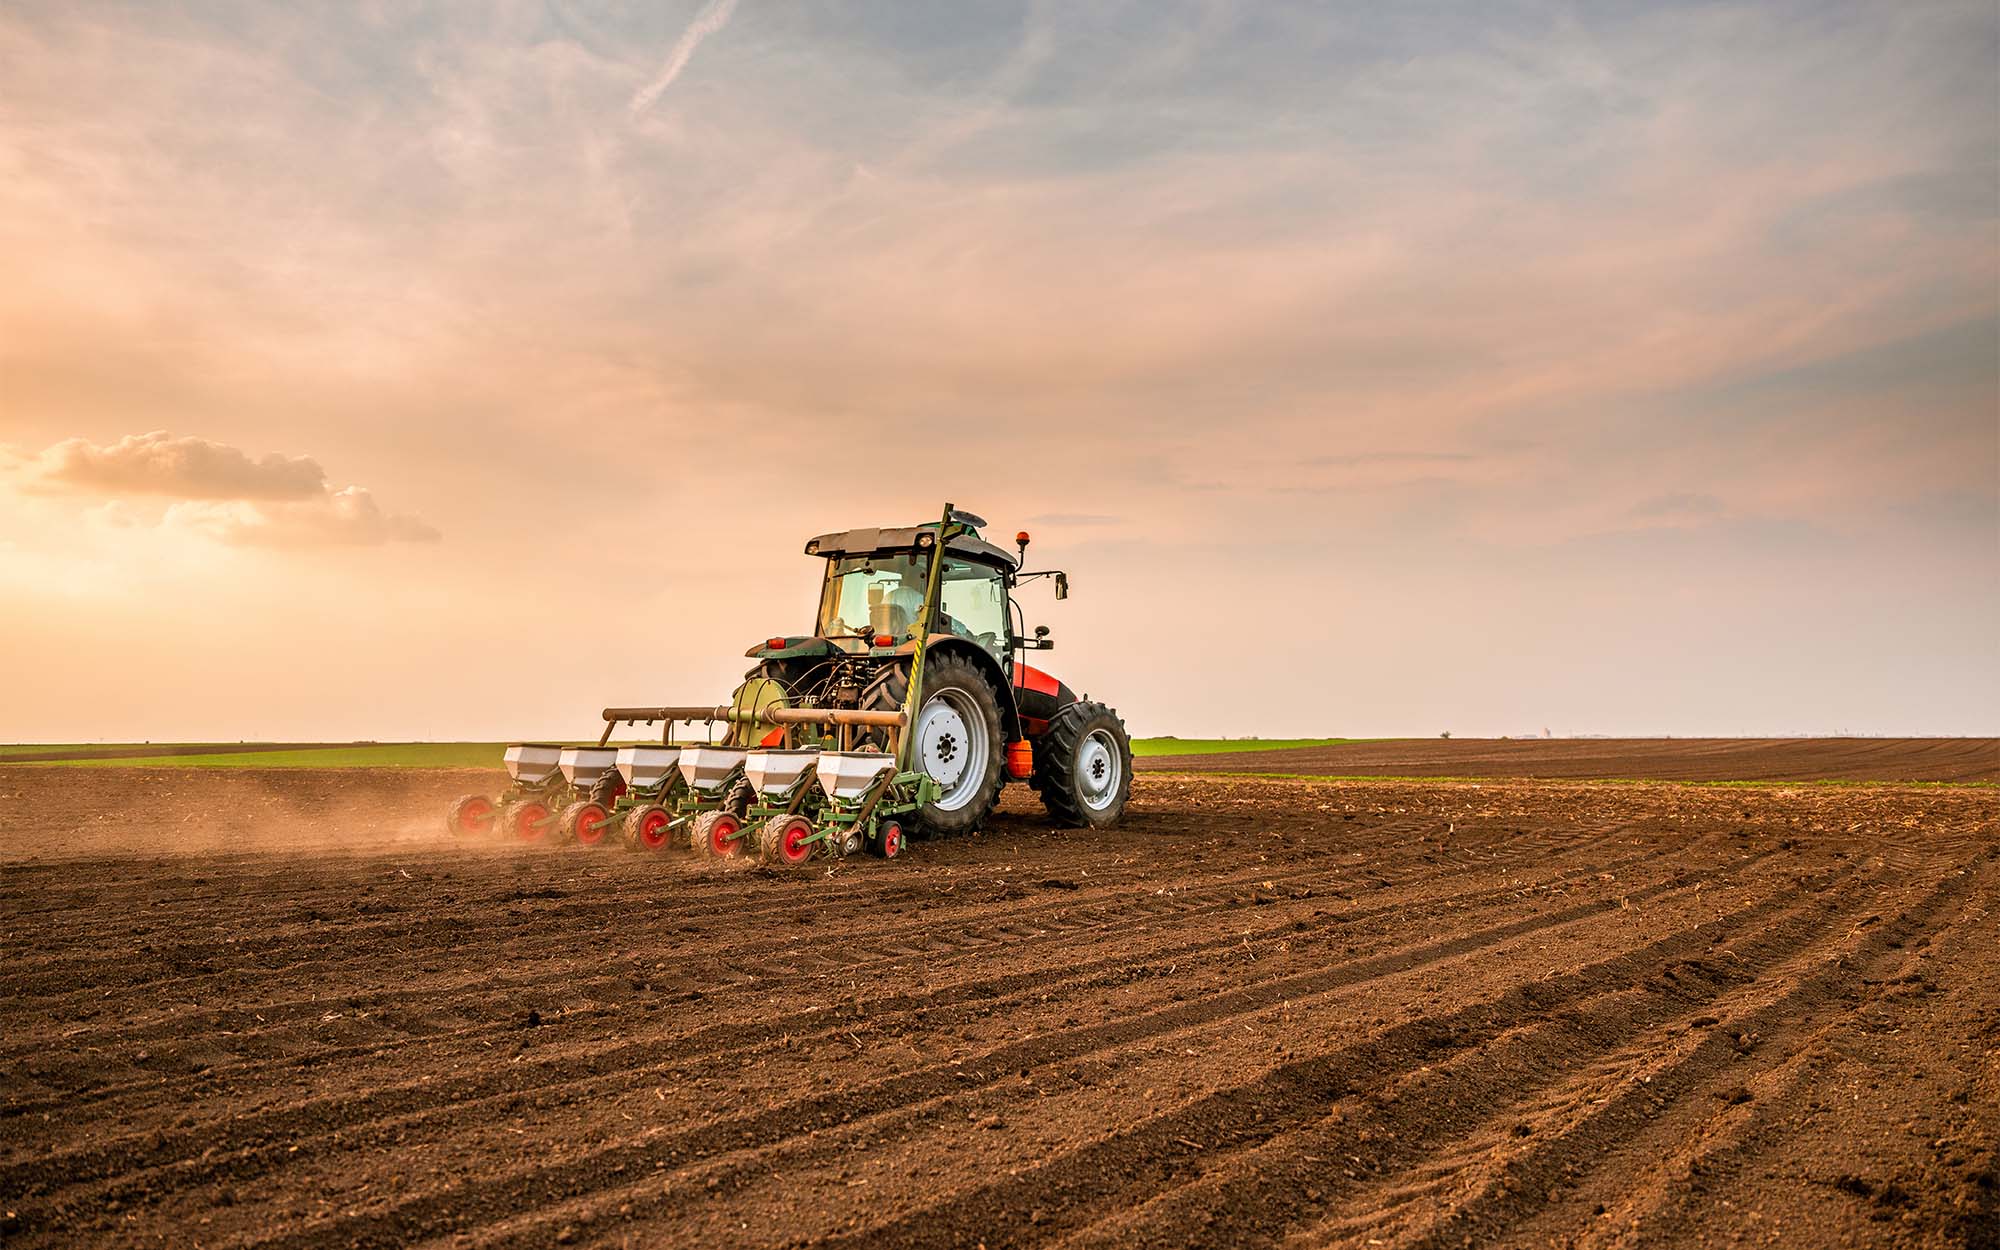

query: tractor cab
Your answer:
[788,519,1024,663]
[815,551,1010,658]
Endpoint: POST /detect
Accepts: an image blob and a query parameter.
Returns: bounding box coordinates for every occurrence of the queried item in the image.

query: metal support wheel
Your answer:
[622,804,673,852]
[690,810,744,859]
[758,814,816,866]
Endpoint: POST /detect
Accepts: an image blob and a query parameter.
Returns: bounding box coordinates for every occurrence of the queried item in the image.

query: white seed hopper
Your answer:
[816,751,897,799]
[678,745,748,793]
[504,744,562,784]
[743,749,820,796]
[616,745,681,789]
[558,746,618,787]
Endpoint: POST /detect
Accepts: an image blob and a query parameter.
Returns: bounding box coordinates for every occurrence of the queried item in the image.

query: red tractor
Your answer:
[738,505,1131,835]
[455,505,1131,855]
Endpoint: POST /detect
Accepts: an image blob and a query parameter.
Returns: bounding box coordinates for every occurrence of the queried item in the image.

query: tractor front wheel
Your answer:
[1034,702,1132,828]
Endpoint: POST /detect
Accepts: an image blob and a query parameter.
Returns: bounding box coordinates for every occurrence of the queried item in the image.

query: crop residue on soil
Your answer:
[0,764,1994,1248]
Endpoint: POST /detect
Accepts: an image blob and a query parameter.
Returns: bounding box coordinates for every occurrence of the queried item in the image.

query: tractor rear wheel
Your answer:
[587,772,626,809]
[1034,702,1132,828]
[870,652,1006,838]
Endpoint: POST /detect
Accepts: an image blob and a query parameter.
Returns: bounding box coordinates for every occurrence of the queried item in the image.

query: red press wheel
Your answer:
[623,804,672,852]
[876,819,904,860]
[507,800,554,842]
[691,810,743,859]
[758,814,815,867]
[447,795,495,837]
[561,801,610,846]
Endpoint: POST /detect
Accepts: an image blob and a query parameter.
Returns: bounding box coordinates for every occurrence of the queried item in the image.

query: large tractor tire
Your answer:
[870,652,1006,837]
[1034,701,1132,828]
[586,771,626,809]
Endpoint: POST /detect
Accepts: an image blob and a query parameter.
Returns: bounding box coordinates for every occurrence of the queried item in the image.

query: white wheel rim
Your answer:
[916,688,987,811]
[1075,728,1121,812]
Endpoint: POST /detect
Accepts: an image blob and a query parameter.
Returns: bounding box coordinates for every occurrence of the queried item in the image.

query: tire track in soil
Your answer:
[1265,854,1996,1250]
[458,860,1839,1250]
[1405,857,1997,1249]
[213,850,1796,1250]
[1528,873,2000,1250]
[0,820,1659,1125]
[0,813,1490,1002]
[0,834,1684,1207]
[797,857,1977,1250]
[0,811,1616,1022]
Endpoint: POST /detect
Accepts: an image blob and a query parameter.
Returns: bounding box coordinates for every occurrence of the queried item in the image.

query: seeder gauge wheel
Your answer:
[867,819,905,859]
[690,810,745,860]
[757,814,816,867]
[447,794,495,837]
[558,801,611,846]
[622,804,673,852]
[497,799,554,842]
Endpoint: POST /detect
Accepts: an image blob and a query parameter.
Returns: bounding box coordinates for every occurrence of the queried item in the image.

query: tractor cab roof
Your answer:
[805,524,1018,571]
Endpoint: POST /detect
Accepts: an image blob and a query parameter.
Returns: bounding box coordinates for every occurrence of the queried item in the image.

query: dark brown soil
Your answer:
[0,763,1994,1249]
[1141,736,2000,783]
[0,744,335,764]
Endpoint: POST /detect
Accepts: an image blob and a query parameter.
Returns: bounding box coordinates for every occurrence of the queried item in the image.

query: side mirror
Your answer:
[1054,572,1069,600]
[1034,625,1050,639]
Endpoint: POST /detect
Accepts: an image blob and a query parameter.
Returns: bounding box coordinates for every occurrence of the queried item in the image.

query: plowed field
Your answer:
[1140,736,2000,783]
[1,762,1994,1249]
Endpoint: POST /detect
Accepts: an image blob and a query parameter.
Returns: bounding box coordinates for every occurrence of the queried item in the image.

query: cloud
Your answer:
[25,430,326,499]
[163,489,441,548]
[629,0,742,116]
[8,432,437,548]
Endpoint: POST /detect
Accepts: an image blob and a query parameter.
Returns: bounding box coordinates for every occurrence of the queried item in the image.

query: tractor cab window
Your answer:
[938,559,1007,654]
[818,554,927,640]
[816,553,1008,651]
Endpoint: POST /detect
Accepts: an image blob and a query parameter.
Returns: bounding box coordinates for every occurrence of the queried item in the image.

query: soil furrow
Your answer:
[221,852,1801,1249]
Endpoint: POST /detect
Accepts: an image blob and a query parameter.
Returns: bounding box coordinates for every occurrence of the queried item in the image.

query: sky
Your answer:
[0,0,1995,742]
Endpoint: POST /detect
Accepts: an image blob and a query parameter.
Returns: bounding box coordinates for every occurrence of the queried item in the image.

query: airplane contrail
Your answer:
[629,0,742,116]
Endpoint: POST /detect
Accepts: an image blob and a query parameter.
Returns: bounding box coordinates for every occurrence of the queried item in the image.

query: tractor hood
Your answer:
[804,524,1018,570]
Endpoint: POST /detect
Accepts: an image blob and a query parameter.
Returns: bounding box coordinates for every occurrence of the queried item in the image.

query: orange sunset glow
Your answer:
[1,2,1994,741]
